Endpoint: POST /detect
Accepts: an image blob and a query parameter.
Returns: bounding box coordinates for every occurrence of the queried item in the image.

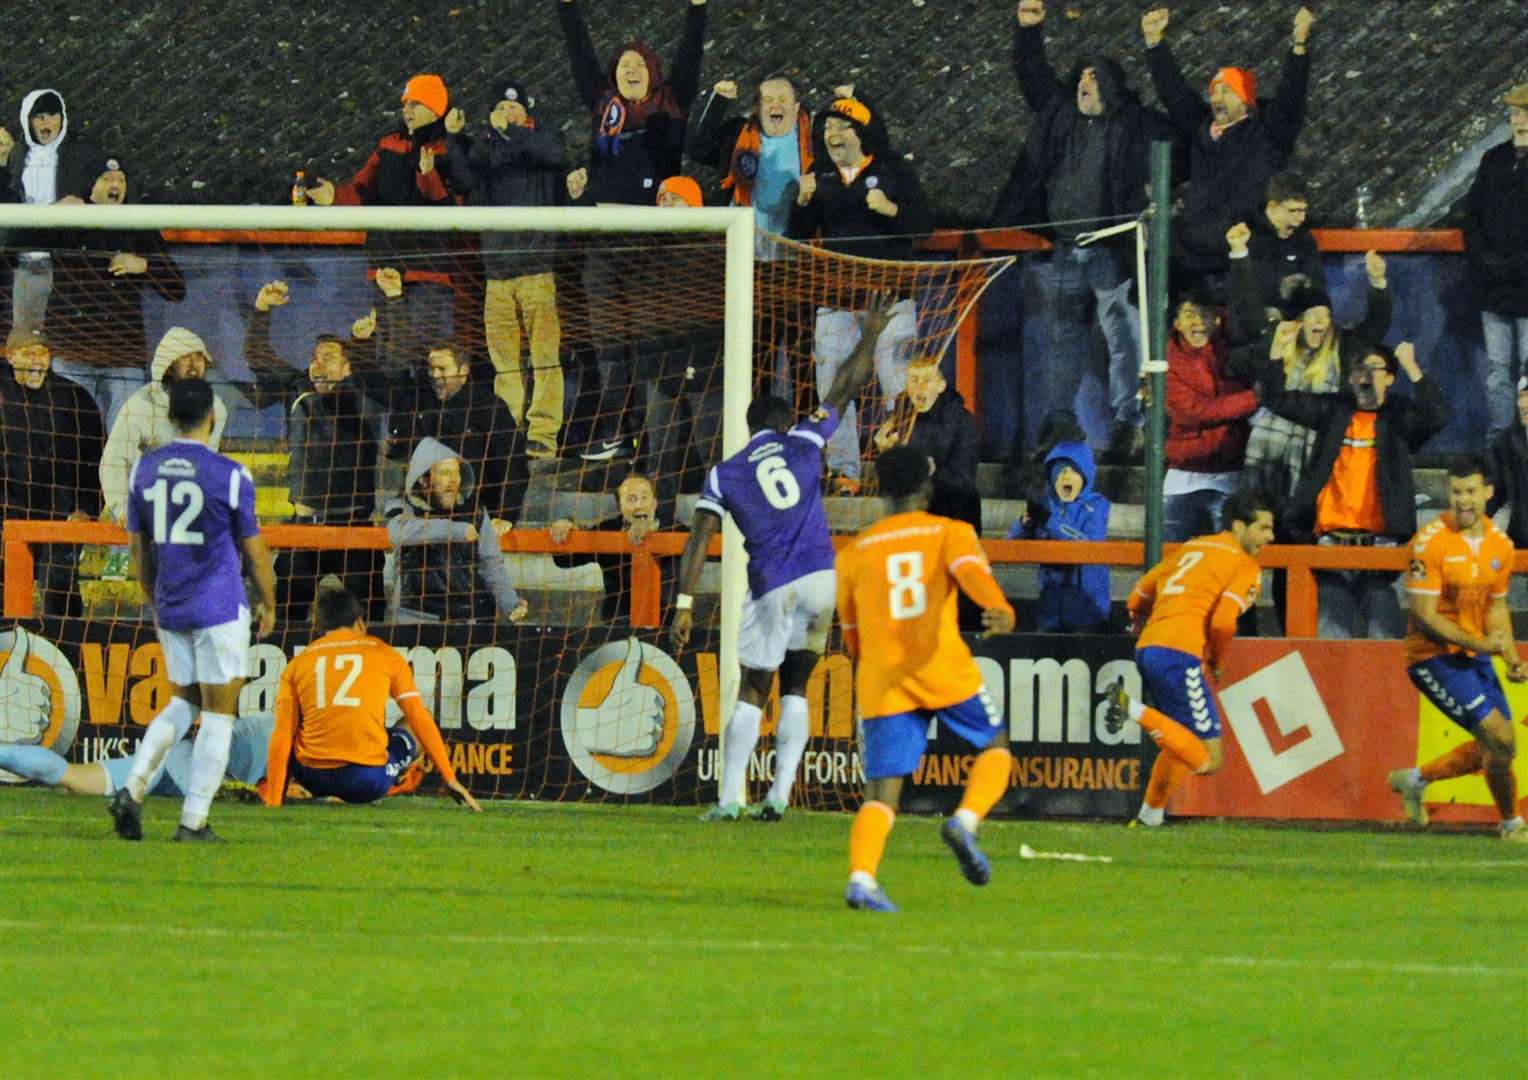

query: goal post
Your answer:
[1,201,1012,809]
[4,197,757,732]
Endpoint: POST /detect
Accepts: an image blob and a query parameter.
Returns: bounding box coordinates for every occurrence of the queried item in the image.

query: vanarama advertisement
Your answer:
[5,620,1516,823]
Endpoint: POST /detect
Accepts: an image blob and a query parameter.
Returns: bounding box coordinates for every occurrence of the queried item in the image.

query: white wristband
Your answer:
[675,594,694,611]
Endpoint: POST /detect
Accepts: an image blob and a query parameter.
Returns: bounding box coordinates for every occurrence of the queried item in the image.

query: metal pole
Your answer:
[1144,141,1172,569]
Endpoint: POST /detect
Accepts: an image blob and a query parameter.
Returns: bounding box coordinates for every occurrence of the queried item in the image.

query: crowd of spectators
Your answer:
[0,0,1524,641]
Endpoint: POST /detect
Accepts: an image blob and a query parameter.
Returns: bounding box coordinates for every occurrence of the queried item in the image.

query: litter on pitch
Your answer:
[1019,843,1113,864]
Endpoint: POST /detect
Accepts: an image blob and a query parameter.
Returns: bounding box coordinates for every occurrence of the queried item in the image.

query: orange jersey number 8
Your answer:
[888,552,928,620]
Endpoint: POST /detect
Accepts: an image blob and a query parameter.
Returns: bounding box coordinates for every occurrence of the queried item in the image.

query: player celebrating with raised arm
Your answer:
[836,446,1017,913]
[109,378,278,842]
[264,584,480,811]
[670,293,894,822]
[1388,457,1527,842]
[1105,491,1275,828]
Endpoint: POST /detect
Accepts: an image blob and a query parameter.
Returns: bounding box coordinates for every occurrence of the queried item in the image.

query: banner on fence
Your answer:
[4,621,1523,824]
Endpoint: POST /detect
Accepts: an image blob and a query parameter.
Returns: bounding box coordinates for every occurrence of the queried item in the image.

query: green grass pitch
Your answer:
[2,790,1524,1078]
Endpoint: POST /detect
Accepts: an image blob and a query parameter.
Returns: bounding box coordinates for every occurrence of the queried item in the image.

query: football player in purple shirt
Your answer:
[672,293,893,821]
[109,377,277,843]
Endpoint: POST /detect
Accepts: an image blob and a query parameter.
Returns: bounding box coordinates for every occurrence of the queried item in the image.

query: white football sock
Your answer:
[719,700,763,807]
[180,711,234,830]
[1136,803,1165,827]
[125,697,198,802]
[766,695,810,806]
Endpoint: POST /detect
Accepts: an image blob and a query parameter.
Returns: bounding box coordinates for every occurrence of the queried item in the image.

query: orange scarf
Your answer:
[721,107,814,207]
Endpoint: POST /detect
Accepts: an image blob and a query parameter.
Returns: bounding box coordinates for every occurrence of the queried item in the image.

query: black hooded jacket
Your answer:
[1461,140,1528,317]
[1257,370,1448,543]
[43,202,188,370]
[899,387,982,529]
[445,119,566,279]
[1146,41,1309,276]
[558,0,707,207]
[787,92,928,261]
[1489,423,1528,548]
[243,308,381,521]
[0,369,104,519]
[992,24,1170,244]
[1,89,106,256]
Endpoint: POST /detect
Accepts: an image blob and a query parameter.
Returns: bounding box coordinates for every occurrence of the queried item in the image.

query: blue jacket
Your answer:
[1009,441,1112,631]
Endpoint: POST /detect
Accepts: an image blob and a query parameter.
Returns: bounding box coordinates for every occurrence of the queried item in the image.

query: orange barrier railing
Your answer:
[10,519,1526,636]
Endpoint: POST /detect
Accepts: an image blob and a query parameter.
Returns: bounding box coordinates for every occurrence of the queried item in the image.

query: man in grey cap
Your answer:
[1462,83,1528,440]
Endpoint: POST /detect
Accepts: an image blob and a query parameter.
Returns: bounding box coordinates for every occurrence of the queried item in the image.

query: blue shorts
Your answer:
[862,688,1003,780]
[1137,646,1221,738]
[1408,654,1511,733]
[290,729,416,804]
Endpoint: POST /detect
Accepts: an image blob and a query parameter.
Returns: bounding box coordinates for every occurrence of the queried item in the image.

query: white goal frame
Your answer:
[6,202,756,725]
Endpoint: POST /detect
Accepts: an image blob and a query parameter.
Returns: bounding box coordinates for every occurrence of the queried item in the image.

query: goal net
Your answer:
[0,203,1011,809]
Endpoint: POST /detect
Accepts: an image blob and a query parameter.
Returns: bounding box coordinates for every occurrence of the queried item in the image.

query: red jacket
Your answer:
[1165,333,1259,473]
[333,126,459,208]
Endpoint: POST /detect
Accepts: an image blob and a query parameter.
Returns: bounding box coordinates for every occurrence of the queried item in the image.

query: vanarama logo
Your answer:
[560,638,696,794]
[0,627,82,782]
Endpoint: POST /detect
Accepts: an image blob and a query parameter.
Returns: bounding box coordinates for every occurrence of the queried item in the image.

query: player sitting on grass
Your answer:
[835,445,1017,913]
[0,701,274,802]
[109,377,278,844]
[264,583,481,811]
[670,292,894,822]
[1105,491,1275,828]
[1388,456,1528,842]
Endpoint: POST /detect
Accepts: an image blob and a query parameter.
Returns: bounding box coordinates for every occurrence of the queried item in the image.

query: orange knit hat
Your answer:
[657,175,703,207]
[1210,67,1257,107]
[401,74,449,117]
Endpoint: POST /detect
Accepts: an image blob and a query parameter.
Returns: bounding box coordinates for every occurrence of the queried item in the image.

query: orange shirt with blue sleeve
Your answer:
[264,628,458,805]
[1404,513,1514,665]
[835,511,1013,718]
[1130,532,1261,664]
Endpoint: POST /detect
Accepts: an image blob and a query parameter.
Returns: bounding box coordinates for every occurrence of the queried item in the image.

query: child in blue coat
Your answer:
[1008,440,1112,632]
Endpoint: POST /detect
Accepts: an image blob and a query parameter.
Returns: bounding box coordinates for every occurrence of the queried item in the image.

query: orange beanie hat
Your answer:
[1209,67,1257,107]
[657,176,703,207]
[401,74,449,117]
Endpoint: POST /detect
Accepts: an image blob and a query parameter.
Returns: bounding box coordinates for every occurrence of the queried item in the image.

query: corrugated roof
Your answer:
[5,0,1525,225]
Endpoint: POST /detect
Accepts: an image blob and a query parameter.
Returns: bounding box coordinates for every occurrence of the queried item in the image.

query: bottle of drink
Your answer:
[291,170,309,206]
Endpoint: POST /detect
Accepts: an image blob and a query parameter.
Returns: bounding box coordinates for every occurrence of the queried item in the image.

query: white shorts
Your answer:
[158,609,251,687]
[737,570,836,672]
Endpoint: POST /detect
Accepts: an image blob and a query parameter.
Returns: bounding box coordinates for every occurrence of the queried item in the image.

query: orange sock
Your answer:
[957,747,1012,822]
[1138,706,1210,772]
[1418,741,1485,783]
[1144,752,1194,811]
[849,800,895,879]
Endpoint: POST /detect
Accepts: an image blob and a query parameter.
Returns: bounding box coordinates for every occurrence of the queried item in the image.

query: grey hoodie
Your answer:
[99,326,229,522]
[385,437,520,620]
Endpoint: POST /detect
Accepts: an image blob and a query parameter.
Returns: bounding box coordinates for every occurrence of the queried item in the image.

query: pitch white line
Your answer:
[0,919,1518,980]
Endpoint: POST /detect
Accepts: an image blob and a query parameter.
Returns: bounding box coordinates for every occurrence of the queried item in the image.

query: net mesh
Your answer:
[0,221,1010,808]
